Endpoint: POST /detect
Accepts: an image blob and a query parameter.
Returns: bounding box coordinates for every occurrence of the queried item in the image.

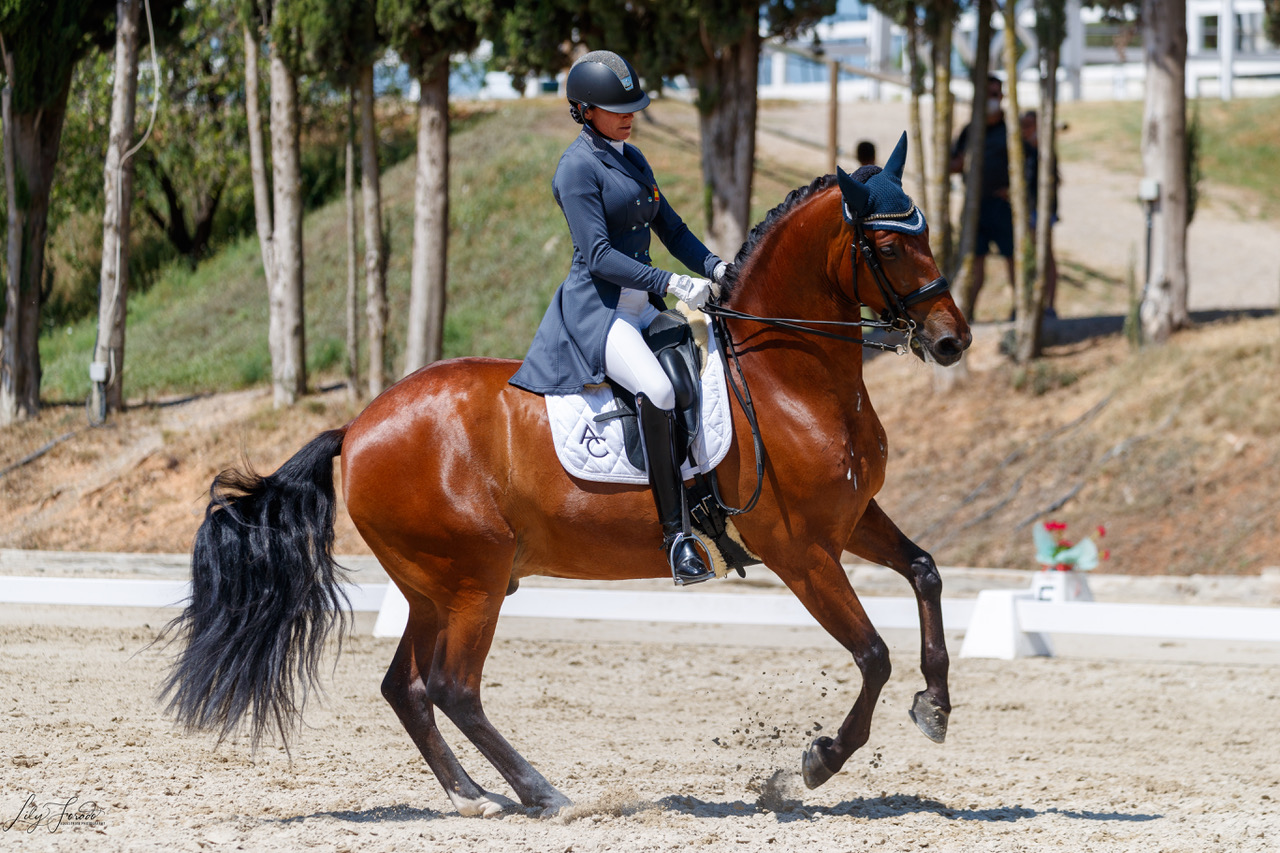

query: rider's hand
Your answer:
[712,261,728,283]
[667,274,713,310]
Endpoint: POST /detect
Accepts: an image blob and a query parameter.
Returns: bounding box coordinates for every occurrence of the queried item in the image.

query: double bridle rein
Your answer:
[698,219,951,516]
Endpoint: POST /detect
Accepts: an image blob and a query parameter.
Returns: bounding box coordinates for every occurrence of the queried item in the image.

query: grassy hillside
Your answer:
[37,99,804,403]
[1058,95,1280,215]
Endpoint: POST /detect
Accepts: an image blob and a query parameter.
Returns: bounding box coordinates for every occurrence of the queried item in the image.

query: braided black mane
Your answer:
[719,166,881,300]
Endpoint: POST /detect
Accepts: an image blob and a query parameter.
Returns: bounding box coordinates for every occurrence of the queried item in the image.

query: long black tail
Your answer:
[160,427,349,749]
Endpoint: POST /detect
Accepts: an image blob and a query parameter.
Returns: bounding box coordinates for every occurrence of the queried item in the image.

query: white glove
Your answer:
[667,274,713,309]
[712,261,728,283]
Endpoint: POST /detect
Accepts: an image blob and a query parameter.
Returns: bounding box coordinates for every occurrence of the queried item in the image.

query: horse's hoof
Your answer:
[451,790,517,818]
[908,690,949,744]
[538,793,574,819]
[801,736,837,790]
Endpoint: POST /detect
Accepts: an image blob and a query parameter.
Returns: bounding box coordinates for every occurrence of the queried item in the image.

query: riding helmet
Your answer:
[566,50,650,115]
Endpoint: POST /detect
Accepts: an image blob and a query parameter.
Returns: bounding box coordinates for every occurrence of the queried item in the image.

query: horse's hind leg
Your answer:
[381,591,516,817]
[846,498,950,744]
[427,587,573,816]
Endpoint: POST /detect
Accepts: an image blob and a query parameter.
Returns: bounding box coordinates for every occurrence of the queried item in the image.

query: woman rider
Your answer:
[509,50,727,586]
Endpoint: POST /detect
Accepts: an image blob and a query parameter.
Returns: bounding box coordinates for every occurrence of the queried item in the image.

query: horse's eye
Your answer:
[878,245,896,259]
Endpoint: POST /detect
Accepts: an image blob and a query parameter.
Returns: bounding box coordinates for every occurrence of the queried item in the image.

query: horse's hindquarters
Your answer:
[341,359,675,592]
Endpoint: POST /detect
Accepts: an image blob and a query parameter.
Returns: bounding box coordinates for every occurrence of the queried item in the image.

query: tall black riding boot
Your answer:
[636,394,715,586]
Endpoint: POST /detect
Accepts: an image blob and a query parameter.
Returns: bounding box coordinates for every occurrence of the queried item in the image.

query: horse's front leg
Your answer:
[771,547,891,790]
[846,498,950,745]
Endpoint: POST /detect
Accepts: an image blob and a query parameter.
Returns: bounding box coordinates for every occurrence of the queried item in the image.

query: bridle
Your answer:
[699,214,951,516]
[703,220,950,355]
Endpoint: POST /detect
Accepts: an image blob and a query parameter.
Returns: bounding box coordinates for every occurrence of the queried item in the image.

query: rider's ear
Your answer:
[837,166,871,221]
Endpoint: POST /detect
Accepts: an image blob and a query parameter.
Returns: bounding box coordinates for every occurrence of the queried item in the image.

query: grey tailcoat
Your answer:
[509,127,721,395]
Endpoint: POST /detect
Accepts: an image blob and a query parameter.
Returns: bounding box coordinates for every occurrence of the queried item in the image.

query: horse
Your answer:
[161,136,971,818]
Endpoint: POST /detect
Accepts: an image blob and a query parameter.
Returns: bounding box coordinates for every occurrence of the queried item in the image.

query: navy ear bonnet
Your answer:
[836,132,926,235]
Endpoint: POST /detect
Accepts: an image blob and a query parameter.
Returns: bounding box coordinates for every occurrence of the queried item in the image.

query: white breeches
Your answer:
[604,296,674,411]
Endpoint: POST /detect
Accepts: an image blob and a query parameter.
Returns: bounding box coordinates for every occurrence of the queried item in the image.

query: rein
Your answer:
[700,221,951,517]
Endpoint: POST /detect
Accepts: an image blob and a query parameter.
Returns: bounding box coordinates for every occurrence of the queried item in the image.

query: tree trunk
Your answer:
[269,51,305,405]
[1003,0,1035,363]
[404,64,449,374]
[1,62,72,424]
[953,0,993,315]
[1140,0,1190,344]
[906,12,929,216]
[358,64,386,397]
[345,86,359,403]
[92,0,142,419]
[927,12,955,275]
[689,27,759,260]
[243,25,281,399]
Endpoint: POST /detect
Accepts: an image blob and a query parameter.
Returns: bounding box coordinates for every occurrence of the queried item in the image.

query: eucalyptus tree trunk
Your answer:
[926,12,955,275]
[1031,40,1060,350]
[243,25,282,401]
[906,12,929,216]
[1,61,72,424]
[92,0,142,418]
[269,51,305,405]
[404,64,449,374]
[689,27,759,260]
[358,64,386,396]
[953,0,993,316]
[345,87,359,402]
[1002,0,1033,363]
[1140,0,1190,344]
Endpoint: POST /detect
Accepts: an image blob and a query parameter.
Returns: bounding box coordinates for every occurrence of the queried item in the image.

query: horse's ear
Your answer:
[884,131,909,183]
[837,166,871,220]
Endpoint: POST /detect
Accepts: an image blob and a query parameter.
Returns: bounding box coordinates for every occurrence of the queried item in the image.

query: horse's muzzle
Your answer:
[920,327,971,366]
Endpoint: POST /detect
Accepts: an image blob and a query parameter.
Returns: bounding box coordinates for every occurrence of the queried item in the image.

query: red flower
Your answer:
[1097,525,1107,538]
[1102,549,1111,560]
[1044,521,1068,533]
[1057,539,1072,549]
[1054,563,1070,572]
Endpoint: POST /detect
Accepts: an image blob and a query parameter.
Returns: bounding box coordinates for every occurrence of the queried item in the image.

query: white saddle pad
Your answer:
[546,324,733,485]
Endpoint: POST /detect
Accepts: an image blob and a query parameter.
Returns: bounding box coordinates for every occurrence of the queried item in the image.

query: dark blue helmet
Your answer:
[566,50,650,115]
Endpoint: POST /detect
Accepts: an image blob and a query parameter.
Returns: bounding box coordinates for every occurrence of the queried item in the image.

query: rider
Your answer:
[509,50,727,586]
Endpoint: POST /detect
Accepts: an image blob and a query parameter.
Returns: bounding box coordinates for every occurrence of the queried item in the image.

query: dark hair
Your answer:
[856,140,876,166]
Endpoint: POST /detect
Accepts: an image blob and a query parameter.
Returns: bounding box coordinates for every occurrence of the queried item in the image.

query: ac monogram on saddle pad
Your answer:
[544,313,733,485]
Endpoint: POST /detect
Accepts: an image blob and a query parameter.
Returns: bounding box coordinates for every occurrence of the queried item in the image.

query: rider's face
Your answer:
[585,107,634,141]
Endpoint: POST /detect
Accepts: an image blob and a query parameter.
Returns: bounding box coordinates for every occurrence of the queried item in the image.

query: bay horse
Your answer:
[162,135,971,817]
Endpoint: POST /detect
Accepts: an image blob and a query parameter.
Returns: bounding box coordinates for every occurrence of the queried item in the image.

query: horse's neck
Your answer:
[727,192,866,398]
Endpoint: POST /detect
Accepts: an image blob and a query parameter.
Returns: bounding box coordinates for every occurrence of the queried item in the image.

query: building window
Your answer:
[786,53,829,84]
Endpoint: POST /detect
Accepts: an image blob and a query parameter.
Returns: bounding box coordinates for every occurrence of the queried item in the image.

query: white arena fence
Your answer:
[3,561,1279,660]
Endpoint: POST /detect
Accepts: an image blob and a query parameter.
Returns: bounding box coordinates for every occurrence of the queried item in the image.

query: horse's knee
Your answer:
[854,634,891,688]
[910,555,942,599]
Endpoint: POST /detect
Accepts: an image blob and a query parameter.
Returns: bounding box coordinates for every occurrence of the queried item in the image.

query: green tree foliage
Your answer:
[378,0,486,75]
[136,1,252,264]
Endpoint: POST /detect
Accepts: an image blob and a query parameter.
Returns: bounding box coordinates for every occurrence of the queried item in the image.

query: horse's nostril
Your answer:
[934,335,965,363]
